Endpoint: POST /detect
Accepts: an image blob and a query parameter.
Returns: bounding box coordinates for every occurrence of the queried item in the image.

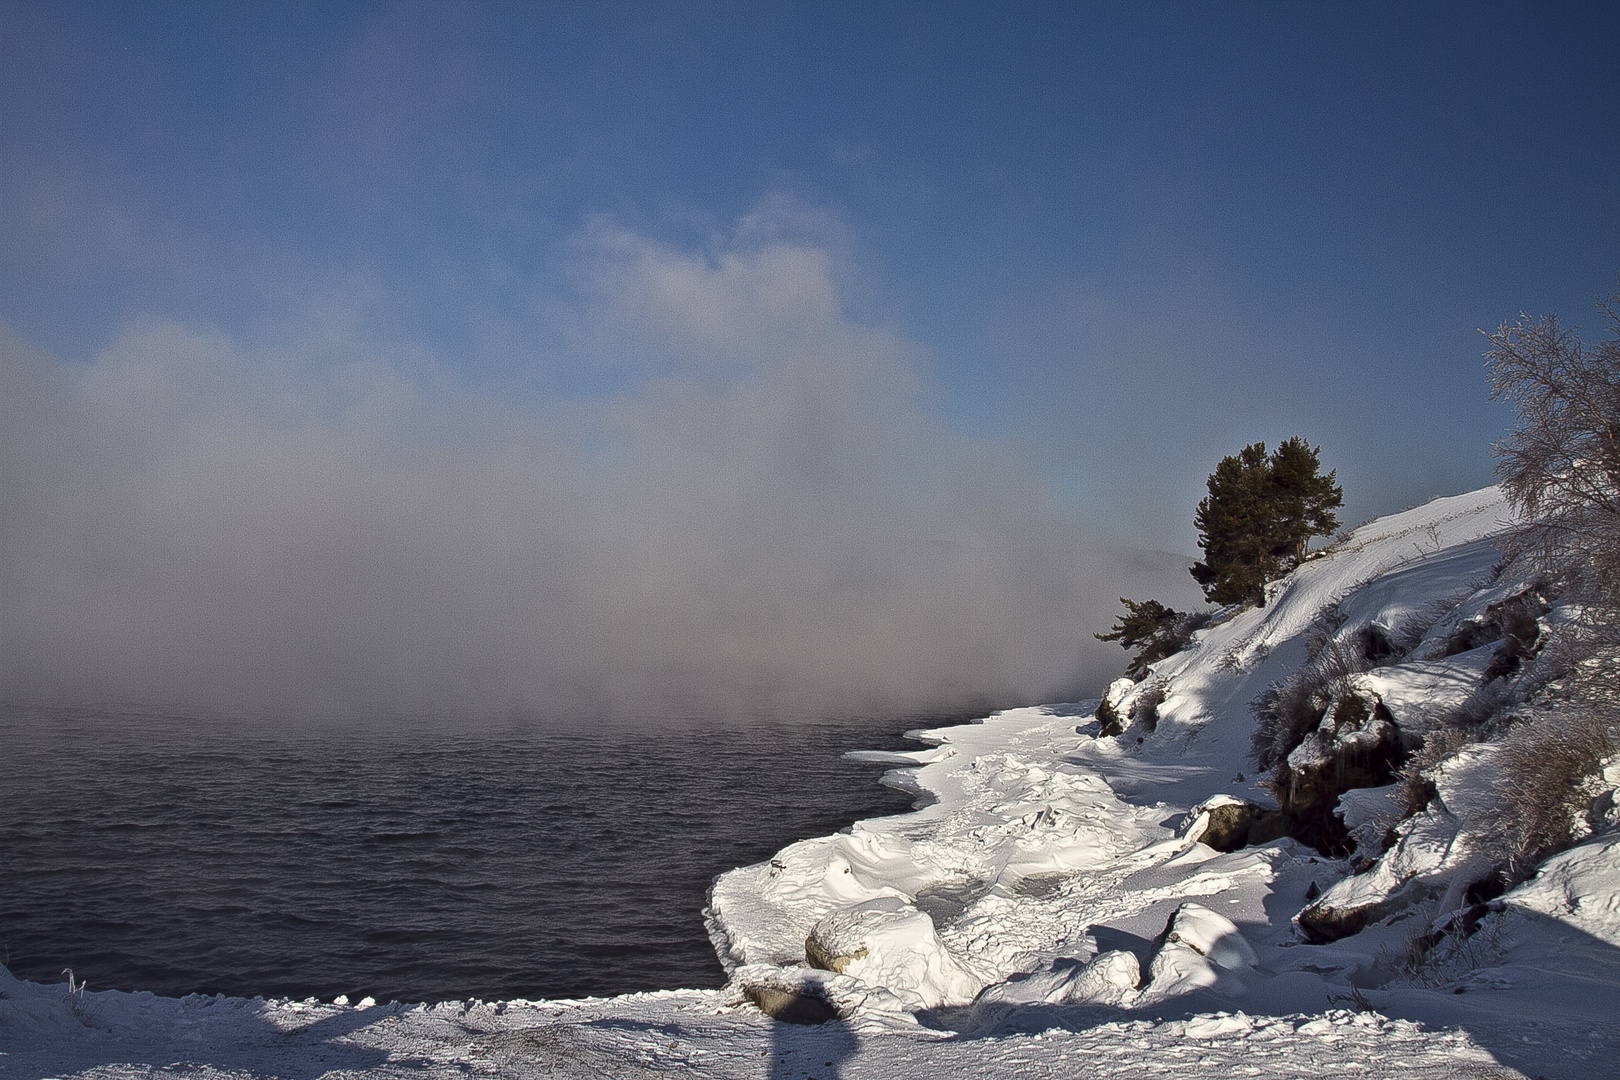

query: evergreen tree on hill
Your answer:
[1268,436,1347,566]
[1190,437,1343,607]
[1095,597,1212,681]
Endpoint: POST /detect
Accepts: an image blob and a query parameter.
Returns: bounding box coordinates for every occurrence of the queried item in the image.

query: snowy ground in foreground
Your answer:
[0,973,1545,1079]
[5,488,1619,1079]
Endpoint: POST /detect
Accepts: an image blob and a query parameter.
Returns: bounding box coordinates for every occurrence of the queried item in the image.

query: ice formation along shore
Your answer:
[5,486,1620,1079]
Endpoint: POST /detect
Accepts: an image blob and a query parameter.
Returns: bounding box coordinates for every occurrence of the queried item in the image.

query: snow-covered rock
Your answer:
[1336,783,1401,861]
[974,949,1140,1006]
[1181,794,1276,852]
[1506,833,1620,947]
[804,896,982,1008]
[1162,902,1261,971]
[1103,676,1136,711]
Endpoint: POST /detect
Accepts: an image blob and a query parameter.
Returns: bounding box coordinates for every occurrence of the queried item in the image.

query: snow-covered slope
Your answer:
[700,486,1620,1074]
[5,487,1618,1079]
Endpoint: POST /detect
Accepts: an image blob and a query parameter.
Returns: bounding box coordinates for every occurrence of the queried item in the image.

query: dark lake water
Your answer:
[0,705,947,1003]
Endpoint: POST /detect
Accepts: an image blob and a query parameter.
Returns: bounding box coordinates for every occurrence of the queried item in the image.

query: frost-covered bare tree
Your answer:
[1486,283,1620,749]
[1486,285,1620,616]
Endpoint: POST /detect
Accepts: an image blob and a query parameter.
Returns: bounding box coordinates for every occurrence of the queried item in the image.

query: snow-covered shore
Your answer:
[6,487,1619,1079]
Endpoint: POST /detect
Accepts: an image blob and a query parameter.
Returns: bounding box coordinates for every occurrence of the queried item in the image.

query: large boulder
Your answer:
[740,983,840,1025]
[1182,795,1288,853]
[1159,901,1259,970]
[1140,902,1257,1001]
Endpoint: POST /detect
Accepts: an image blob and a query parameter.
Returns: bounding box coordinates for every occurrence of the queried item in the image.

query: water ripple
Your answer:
[0,705,935,1002]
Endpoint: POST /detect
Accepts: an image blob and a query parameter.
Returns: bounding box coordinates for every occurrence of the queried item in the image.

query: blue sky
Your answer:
[3,2,1618,716]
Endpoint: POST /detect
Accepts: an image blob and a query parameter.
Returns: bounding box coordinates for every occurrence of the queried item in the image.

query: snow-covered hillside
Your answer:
[5,487,1618,1079]
[699,486,1620,1075]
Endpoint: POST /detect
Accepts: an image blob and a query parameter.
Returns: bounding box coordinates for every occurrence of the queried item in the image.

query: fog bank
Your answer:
[1,223,1197,723]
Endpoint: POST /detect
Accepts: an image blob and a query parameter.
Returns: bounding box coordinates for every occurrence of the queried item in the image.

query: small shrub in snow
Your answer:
[1131,681,1167,733]
[1249,605,1369,773]
[1094,695,1125,737]
[1377,904,1507,989]
[1326,985,1375,1012]
[1393,724,1474,818]
[1387,593,1468,659]
[1534,625,1620,712]
[60,969,92,1026]
[1434,675,1519,734]
[1250,679,1317,775]
[1473,708,1614,883]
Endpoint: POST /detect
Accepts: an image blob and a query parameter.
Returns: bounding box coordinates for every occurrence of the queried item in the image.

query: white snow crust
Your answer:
[6,487,1620,1079]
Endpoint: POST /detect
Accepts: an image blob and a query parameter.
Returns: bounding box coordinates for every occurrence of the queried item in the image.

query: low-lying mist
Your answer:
[1,220,1198,724]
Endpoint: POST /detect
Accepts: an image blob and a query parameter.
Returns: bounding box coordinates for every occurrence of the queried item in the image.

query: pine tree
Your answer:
[1190,439,1342,607]
[1190,442,1277,607]
[1096,597,1210,680]
[1268,436,1345,567]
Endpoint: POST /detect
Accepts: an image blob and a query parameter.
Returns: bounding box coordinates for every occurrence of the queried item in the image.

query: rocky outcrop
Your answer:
[1182,795,1290,852]
[1295,745,1503,942]
[1274,691,1405,854]
[1096,677,1135,737]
